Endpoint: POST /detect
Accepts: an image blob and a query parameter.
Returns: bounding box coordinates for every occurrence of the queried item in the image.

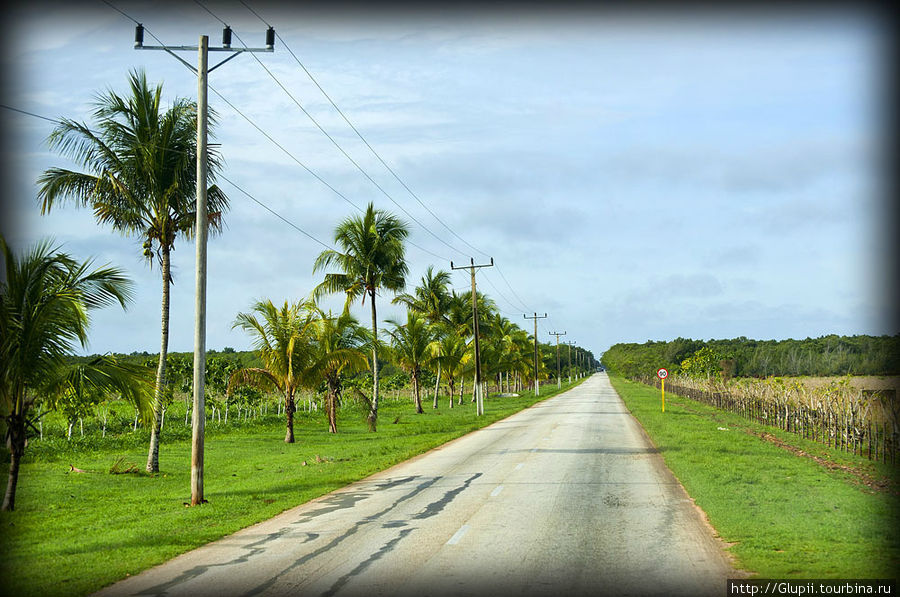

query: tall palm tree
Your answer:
[229,300,314,443]
[386,312,436,414]
[303,308,369,433]
[0,234,153,511]
[393,266,452,408]
[36,69,229,473]
[312,202,409,431]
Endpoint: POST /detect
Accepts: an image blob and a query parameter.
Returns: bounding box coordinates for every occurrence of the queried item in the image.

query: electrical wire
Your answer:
[195,1,546,321]
[238,0,492,261]
[95,0,551,335]
[0,102,339,253]
[195,1,470,261]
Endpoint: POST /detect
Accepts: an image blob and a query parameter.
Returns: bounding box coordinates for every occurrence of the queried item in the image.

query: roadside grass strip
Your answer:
[609,376,900,579]
[0,378,586,597]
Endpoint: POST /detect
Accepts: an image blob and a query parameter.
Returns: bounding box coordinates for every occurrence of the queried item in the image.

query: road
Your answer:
[95,373,734,597]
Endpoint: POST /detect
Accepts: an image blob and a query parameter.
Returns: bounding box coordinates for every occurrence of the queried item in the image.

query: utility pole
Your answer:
[450,257,493,416]
[523,312,548,395]
[135,23,274,506]
[549,331,566,389]
[564,341,576,383]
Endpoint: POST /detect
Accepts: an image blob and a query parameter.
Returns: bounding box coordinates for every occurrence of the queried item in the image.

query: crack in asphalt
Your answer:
[239,476,442,596]
[319,528,414,597]
[133,530,319,597]
[412,472,482,520]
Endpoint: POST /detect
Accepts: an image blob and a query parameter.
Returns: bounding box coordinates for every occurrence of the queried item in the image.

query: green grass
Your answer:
[0,379,585,597]
[609,376,900,579]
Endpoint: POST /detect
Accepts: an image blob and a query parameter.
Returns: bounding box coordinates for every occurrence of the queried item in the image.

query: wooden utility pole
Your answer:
[549,331,566,389]
[192,34,209,506]
[451,258,493,416]
[564,341,576,383]
[135,23,274,506]
[523,313,548,395]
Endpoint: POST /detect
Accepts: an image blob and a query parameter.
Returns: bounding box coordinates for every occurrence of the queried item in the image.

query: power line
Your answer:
[0,102,338,253]
[239,0,491,261]
[97,1,543,322]
[177,2,541,314]
[218,174,334,251]
[196,2,469,261]
[117,2,452,263]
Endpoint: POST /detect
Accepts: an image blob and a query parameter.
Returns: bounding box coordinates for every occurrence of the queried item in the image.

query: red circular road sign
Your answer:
[656,368,669,379]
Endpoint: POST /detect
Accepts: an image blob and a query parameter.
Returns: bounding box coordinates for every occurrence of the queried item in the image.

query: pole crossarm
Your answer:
[134,22,274,73]
[450,258,493,416]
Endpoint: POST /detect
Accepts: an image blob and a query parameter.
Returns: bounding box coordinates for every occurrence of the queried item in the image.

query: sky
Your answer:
[0,2,895,360]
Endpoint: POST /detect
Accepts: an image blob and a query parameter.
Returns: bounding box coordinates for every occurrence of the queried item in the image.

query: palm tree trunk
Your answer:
[369,289,379,432]
[285,390,295,443]
[2,412,26,511]
[146,244,171,473]
[433,362,441,409]
[327,381,338,433]
[448,379,455,409]
[413,369,423,414]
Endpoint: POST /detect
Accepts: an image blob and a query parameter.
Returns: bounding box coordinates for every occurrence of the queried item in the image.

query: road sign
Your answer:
[656,368,668,379]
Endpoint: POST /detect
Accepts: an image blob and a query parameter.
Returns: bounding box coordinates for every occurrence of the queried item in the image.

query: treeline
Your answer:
[600,334,900,379]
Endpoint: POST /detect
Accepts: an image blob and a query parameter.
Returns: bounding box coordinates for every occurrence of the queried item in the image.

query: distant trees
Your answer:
[601,335,900,379]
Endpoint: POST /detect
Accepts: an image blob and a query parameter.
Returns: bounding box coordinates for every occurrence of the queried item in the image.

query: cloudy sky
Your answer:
[0,2,893,359]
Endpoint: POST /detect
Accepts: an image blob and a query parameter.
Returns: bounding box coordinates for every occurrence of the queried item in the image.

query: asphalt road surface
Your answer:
[95,373,734,597]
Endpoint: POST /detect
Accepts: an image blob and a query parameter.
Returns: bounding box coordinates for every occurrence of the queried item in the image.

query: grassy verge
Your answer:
[609,376,900,578]
[0,379,585,597]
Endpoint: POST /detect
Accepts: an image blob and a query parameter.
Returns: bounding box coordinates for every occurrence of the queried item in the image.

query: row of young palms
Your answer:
[0,69,586,512]
[228,262,553,444]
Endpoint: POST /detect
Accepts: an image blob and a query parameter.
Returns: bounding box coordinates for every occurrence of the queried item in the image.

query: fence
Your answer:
[638,374,898,465]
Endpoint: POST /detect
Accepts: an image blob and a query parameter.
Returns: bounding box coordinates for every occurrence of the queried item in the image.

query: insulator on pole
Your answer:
[222,26,232,48]
[266,26,275,49]
[134,24,144,48]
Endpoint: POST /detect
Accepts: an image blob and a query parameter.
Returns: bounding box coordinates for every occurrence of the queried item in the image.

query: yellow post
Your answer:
[661,378,665,413]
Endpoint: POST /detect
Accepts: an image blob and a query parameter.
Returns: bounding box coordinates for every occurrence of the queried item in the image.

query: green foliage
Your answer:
[602,334,900,378]
[679,346,723,379]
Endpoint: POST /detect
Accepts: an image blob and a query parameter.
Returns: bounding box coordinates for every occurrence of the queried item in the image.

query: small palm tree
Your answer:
[36,69,229,473]
[429,332,471,409]
[1,234,153,511]
[229,300,314,443]
[393,266,452,408]
[386,312,437,414]
[303,308,369,433]
[312,202,409,431]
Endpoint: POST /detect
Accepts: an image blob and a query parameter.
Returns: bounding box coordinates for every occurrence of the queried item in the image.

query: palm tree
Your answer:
[303,308,369,433]
[429,332,471,409]
[393,266,452,408]
[0,234,153,511]
[392,266,452,323]
[386,312,436,414]
[36,69,229,473]
[312,202,409,431]
[229,299,314,443]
